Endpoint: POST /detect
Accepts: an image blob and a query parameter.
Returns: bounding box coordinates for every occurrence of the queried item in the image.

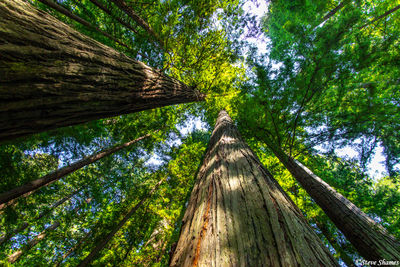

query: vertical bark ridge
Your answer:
[170,110,339,266]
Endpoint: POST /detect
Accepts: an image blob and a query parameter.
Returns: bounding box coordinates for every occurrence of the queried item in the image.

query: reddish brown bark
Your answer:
[170,110,338,266]
[0,134,150,208]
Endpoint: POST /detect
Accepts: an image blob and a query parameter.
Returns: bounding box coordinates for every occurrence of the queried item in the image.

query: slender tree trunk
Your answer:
[77,178,164,266]
[8,198,91,263]
[0,134,150,207]
[109,0,164,49]
[36,0,133,51]
[8,221,61,263]
[314,220,356,267]
[56,230,93,266]
[360,5,400,29]
[88,0,138,34]
[0,0,204,142]
[265,140,400,261]
[0,187,81,245]
[320,0,350,24]
[170,110,338,266]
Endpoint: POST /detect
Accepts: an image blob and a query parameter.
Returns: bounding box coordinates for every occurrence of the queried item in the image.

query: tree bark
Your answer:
[265,140,400,261]
[77,178,164,266]
[109,0,164,49]
[0,134,150,207]
[0,0,204,142]
[170,110,338,266]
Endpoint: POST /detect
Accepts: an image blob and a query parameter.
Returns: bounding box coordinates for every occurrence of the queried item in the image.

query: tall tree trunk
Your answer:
[360,5,400,29]
[0,0,204,142]
[77,178,164,266]
[319,0,350,25]
[8,198,91,263]
[109,0,164,49]
[56,230,93,266]
[170,110,338,266]
[0,187,81,245]
[88,0,138,34]
[264,140,400,261]
[8,221,61,263]
[314,219,356,267]
[0,134,150,207]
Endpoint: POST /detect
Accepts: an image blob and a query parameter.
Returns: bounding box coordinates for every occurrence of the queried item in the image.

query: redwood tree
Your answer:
[170,110,338,266]
[0,0,204,142]
[263,139,400,261]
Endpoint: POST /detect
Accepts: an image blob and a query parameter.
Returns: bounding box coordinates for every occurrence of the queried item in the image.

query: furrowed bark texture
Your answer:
[170,110,338,267]
[0,0,204,142]
[0,134,150,207]
[266,142,400,261]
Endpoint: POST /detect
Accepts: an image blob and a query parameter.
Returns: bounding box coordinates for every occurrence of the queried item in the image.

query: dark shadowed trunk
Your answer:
[77,178,164,266]
[170,110,338,266]
[0,0,204,142]
[0,134,150,207]
[265,140,400,261]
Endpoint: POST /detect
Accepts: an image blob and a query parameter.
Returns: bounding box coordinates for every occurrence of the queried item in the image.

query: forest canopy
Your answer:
[0,0,399,266]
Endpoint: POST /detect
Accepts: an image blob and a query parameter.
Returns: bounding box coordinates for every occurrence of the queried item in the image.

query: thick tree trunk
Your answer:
[109,0,164,49]
[170,110,338,266]
[265,141,400,261]
[0,0,204,142]
[0,187,81,245]
[314,220,356,267]
[0,134,150,207]
[77,178,164,266]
